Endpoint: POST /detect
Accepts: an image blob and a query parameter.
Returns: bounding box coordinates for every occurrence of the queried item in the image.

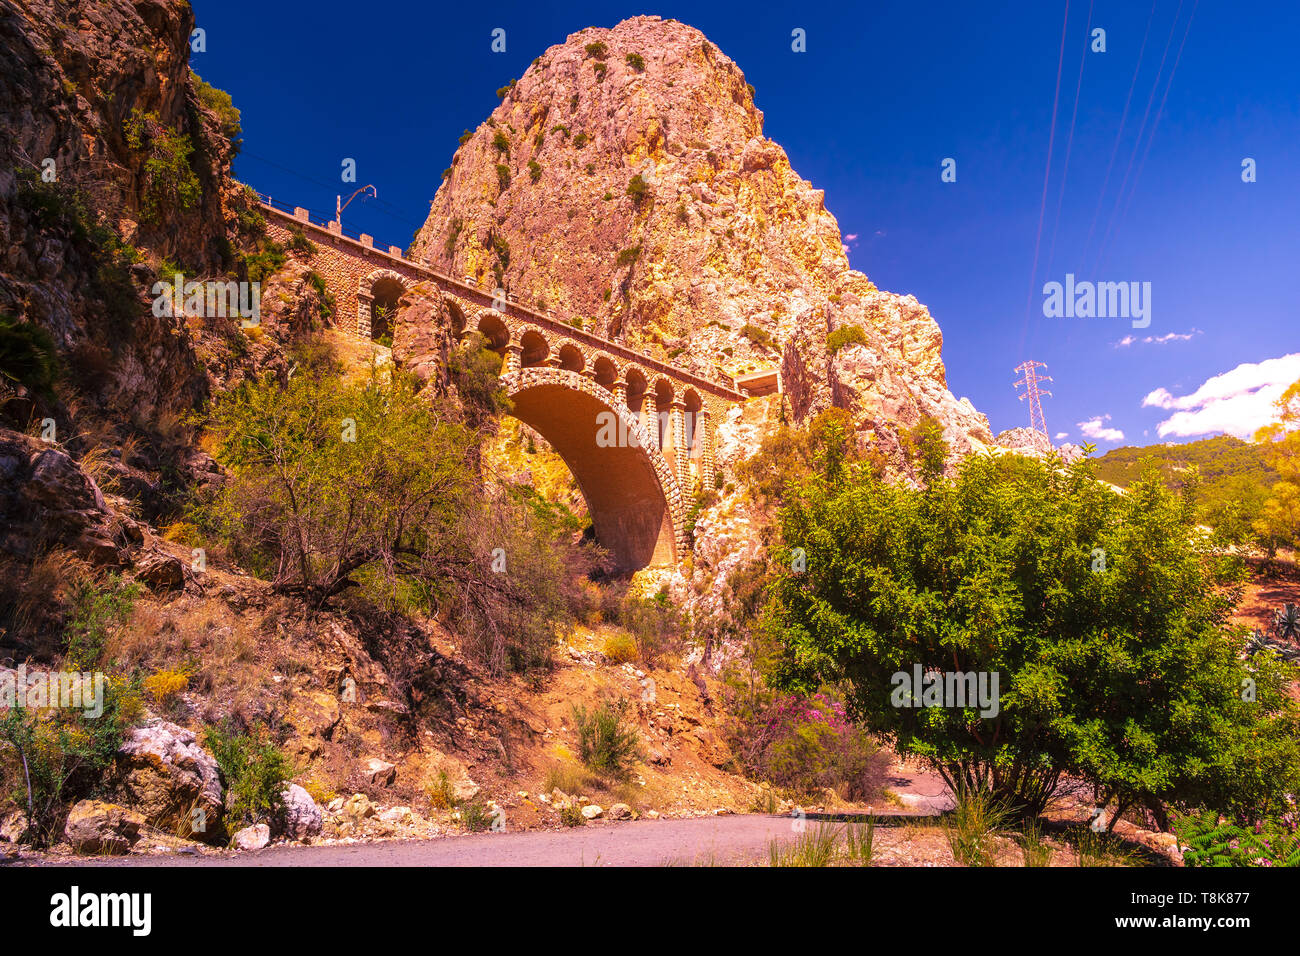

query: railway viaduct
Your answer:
[255,194,753,570]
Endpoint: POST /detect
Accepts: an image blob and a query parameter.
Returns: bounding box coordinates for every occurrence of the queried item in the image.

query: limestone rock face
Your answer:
[115,719,224,840]
[410,15,993,456]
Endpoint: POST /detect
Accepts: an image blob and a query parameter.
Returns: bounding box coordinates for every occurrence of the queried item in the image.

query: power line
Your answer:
[1098,0,1199,273]
[1080,0,1157,271]
[1044,0,1095,278]
[1021,1,1073,354]
[1092,0,1185,274]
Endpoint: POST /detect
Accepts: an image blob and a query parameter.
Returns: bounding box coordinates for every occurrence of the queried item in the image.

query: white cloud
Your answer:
[1142,352,1300,439]
[844,233,858,242]
[1078,415,1125,442]
[1054,431,1069,440]
[1113,329,1200,348]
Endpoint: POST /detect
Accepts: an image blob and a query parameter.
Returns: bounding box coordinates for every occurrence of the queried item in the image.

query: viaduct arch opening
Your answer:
[500,368,682,570]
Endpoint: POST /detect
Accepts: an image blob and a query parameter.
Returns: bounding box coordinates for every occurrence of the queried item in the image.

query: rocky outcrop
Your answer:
[410,15,993,462]
[114,718,224,840]
[0,427,125,565]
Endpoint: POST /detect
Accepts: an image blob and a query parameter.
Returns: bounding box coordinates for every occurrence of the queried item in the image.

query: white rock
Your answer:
[581,804,604,820]
[278,783,323,839]
[234,824,270,850]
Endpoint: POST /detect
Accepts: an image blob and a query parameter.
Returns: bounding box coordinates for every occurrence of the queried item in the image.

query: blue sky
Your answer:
[191,0,1300,448]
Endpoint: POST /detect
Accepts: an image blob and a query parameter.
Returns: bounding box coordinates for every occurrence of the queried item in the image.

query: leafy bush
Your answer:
[190,71,242,155]
[626,174,649,205]
[0,312,59,394]
[203,725,291,835]
[573,132,589,149]
[732,692,887,800]
[492,130,510,154]
[286,227,316,256]
[740,322,774,350]
[495,164,511,190]
[559,803,586,827]
[584,41,608,59]
[602,632,638,664]
[626,52,645,72]
[768,451,1300,820]
[459,799,494,832]
[527,159,542,183]
[1175,810,1300,867]
[826,324,869,353]
[615,245,641,267]
[445,217,464,259]
[122,108,201,224]
[572,698,640,779]
[197,366,568,673]
[0,676,142,846]
[242,239,286,284]
[62,574,141,670]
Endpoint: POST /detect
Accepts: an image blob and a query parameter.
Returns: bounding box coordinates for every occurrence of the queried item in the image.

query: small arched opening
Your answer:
[683,388,704,482]
[592,356,618,391]
[369,275,405,344]
[625,367,648,419]
[557,343,585,374]
[519,329,549,368]
[476,311,510,352]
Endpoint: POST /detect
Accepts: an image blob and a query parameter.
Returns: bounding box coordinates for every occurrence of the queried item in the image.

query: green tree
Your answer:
[767,451,1300,822]
[197,364,568,672]
[1254,379,1300,552]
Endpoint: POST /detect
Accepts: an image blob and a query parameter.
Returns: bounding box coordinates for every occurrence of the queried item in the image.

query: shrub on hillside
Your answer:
[767,450,1300,821]
[203,724,291,836]
[730,692,888,800]
[572,698,640,779]
[826,324,869,353]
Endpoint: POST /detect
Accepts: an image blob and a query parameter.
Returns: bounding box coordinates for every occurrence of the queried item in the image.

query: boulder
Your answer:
[342,793,374,821]
[452,777,481,802]
[134,549,185,592]
[233,823,270,850]
[277,783,323,840]
[581,804,604,820]
[0,810,29,844]
[608,803,634,821]
[364,758,396,786]
[64,800,144,855]
[115,718,223,840]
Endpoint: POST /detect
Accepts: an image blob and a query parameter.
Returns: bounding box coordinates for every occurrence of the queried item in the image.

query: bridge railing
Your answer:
[248,188,743,397]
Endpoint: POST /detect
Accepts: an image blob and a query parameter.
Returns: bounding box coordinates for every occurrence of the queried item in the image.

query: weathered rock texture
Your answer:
[115,718,224,840]
[411,15,994,465]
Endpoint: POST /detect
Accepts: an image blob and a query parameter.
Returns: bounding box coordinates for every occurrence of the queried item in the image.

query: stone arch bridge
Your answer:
[256,194,750,570]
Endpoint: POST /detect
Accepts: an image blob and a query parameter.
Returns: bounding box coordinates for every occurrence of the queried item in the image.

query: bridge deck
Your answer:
[253,192,748,403]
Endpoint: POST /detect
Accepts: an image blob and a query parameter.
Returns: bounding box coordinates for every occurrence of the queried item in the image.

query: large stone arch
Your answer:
[357,268,410,339]
[500,367,685,569]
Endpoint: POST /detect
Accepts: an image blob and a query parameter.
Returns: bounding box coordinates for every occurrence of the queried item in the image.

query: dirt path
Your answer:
[31,813,936,868]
